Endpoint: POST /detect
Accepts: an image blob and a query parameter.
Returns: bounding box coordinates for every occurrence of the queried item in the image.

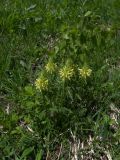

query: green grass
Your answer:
[0,0,120,159]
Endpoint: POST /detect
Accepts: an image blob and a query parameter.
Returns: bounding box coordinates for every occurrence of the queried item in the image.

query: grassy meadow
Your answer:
[0,0,120,159]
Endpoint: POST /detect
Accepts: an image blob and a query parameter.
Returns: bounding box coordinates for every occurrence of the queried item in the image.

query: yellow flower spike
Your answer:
[35,75,48,91]
[45,60,56,73]
[59,65,74,81]
[79,66,92,79]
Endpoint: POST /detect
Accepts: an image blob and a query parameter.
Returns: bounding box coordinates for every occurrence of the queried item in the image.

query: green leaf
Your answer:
[63,33,69,39]
[35,150,42,160]
[26,4,37,11]
[20,147,34,159]
[84,11,92,17]
[24,86,34,95]
[25,101,35,108]
[15,156,20,160]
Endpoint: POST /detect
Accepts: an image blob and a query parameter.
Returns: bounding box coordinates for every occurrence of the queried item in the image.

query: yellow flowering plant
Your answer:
[45,59,57,74]
[59,64,74,81]
[78,66,92,79]
[35,74,48,91]
[1,1,119,159]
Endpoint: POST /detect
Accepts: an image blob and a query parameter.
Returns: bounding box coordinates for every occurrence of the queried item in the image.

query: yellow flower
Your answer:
[59,65,74,81]
[45,60,56,73]
[35,75,48,91]
[79,66,92,79]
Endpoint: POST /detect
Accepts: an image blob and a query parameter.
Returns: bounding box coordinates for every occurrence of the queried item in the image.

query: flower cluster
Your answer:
[59,65,74,81]
[45,60,56,74]
[78,66,92,79]
[35,59,92,91]
[35,75,48,91]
